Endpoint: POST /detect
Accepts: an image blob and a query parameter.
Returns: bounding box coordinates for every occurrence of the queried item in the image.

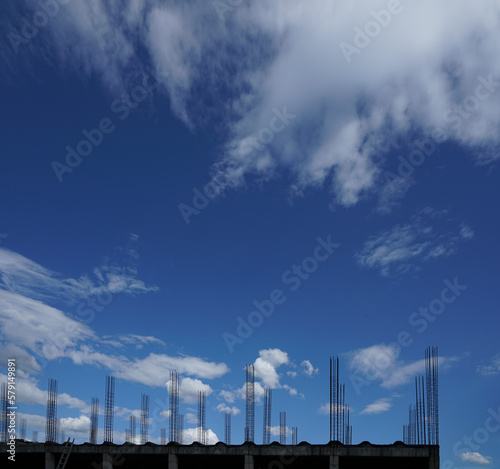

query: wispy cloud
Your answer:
[355,208,474,276]
[0,373,88,411]
[458,452,492,465]
[360,397,392,415]
[300,359,319,377]
[477,354,500,376]
[0,246,158,304]
[5,1,500,206]
[348,344,461,388]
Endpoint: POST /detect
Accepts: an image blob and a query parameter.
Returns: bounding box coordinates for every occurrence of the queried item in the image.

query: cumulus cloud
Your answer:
[165,377,213,405]
[360,397,392,415]
[182,427,219,445]
[355,208,474,276]
[253,348,289,388]
[458,452,492,465]
[59,415,91,434]
[216,403,241,416]
[5,1,500,208]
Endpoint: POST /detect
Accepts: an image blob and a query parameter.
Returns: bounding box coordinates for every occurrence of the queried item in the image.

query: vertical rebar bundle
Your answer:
[426,346,439,445]
[178,414,184,444]
[245,364,255,442]
[90,397,99,444]
[414,376,426,444]
[263,388,272,444]
[330,357,351,443]
[20,418,26,440]
[129,415,136,443]
[330,357,339,441]
[1,383,7,442]
[225,412,231,445]
[140,393,149,444]
[346,408,352,445]
[46,378,58,443]
[169,371,179,443]
[198,391,206,444]
[292,426,298,445]
[407,405,417,444]
[279,411,286,445]
[104,376,115,443]
[160,428,167,445]
[341,384,345,444]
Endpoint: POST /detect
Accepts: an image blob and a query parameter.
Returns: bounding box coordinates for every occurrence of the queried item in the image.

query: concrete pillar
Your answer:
[103,452,113,469]
[45,451,56,469]
[329,454,339,469]
[244,454,254,469]
[168,453,178,469]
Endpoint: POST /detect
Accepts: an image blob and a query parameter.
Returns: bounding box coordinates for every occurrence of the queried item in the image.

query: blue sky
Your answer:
[0,0,499,467]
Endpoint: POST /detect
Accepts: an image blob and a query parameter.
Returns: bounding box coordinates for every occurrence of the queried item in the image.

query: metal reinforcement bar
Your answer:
[46,379,58,443]
[104,376,115,443]
[245,364,255,443]
[169,371,179,443]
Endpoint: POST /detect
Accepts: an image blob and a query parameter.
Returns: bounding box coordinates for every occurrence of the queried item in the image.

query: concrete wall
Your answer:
[1,440,439,469]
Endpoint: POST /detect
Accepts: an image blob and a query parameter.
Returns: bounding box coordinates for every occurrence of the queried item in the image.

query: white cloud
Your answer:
[181,427,219,445]
[0,289,96,362]
[287,371,297,378]
[0,247,157,304]
[253,348,289,388]
[300,360,318,377]
[348,344,460,388]
[318,403,349,415]
[458,452,492,465]
[216,403,241,416]
[360,398,392,415]
[0,374,88,411]
[160,409,171,419]
[10,1,500,207]
[219,390,236,404]
[356,208,474,276]
[282,384,304,398]
[165,377,212,405]
[102,334,166,349]
[270,425,291,437]
[477,354,500,376]
[185,412,199,425]
[59,415,91,434]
